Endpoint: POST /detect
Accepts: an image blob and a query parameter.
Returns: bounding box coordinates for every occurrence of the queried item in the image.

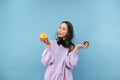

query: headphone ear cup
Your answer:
[56,37,63,45]
[65,40,71,47]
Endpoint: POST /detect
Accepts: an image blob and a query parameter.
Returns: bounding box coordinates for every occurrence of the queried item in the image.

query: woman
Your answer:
[40,21,89,80]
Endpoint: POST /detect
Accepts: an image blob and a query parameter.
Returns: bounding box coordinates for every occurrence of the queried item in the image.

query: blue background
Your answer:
[0,0,120,80]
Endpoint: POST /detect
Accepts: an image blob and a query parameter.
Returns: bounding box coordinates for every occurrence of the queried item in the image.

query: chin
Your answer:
[58,35,62,38]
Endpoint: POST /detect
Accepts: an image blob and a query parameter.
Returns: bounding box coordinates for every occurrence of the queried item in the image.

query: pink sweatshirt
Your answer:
[41,40,78,80]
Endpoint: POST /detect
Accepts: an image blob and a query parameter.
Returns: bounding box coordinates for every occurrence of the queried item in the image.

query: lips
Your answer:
[58,32,61,36]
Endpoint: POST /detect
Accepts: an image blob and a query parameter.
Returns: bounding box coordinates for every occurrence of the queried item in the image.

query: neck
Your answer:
[62,37,66,40]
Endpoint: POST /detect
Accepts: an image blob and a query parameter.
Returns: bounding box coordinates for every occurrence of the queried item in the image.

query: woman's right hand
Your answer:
[40,38,51,48]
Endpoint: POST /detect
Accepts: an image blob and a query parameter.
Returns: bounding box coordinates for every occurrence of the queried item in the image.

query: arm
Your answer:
[65,44,84,69]
[40,38,55,65]
[41,46,55,66]
[65,50,78,69]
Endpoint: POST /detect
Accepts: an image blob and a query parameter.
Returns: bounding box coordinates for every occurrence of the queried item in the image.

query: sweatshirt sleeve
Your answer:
[41,41,55,66]
[65,50,78,69]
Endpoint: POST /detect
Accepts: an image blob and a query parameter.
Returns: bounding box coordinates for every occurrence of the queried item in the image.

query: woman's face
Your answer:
[58,23,68,39]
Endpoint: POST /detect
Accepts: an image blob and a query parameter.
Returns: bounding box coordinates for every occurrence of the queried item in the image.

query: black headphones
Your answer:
[56,37,74,49]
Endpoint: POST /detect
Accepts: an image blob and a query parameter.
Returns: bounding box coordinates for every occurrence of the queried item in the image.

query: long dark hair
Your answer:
[56,21,75,53]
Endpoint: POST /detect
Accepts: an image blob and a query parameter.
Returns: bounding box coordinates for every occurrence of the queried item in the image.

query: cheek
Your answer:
[58,29,60,32]
[63,31,67,35]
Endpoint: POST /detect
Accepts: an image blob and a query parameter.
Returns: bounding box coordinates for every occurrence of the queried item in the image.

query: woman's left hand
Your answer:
[73,44,83,52]
[73,44,88,53]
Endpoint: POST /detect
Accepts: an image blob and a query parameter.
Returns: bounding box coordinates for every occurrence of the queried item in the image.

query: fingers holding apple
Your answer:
[40,32,48,43]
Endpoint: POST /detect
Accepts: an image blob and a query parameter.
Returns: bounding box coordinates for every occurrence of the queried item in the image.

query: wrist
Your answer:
[46,42,51,48]
[73,47,79,53]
